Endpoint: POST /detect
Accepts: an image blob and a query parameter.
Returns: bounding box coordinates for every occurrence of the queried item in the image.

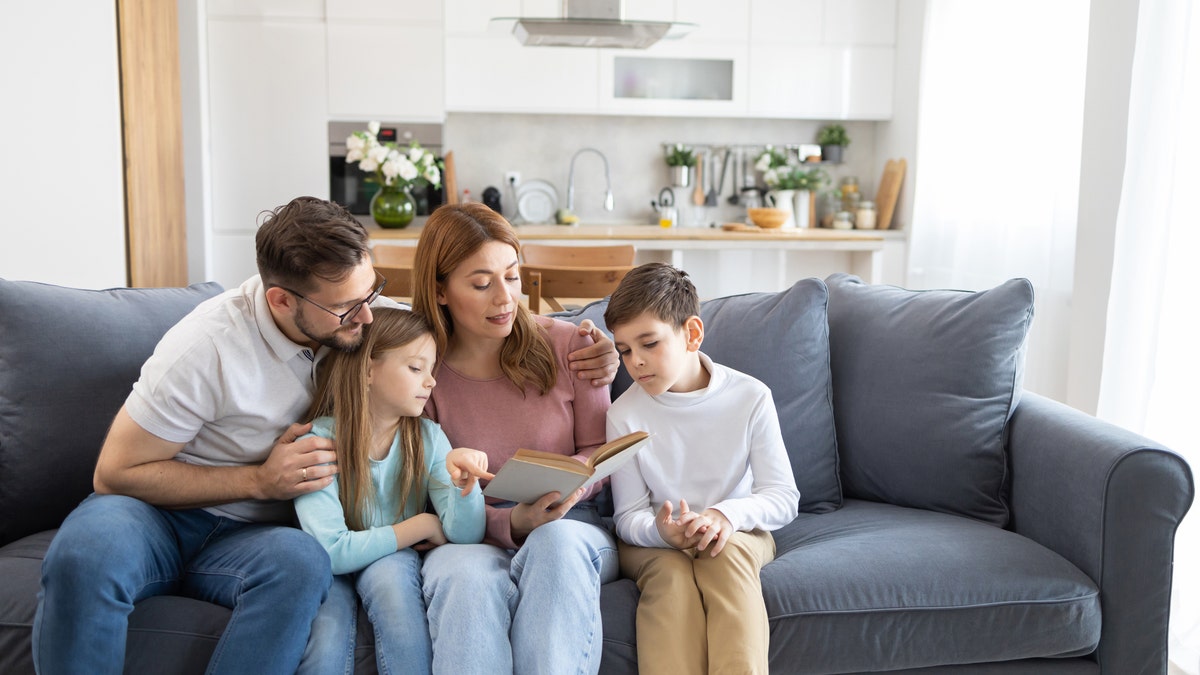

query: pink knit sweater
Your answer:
[425,316,610,549]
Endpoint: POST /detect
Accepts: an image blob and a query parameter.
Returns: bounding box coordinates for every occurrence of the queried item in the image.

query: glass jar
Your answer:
[831,210,854,230]
[855,201,877,229]
[840,176,860,212]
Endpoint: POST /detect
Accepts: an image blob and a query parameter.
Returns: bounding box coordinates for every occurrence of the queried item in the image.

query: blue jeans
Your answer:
[301,548,432,675]
[33,494,331,675]
[421,506,619,675]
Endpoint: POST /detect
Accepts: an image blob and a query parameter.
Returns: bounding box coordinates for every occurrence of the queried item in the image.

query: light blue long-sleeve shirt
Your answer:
[294,416,485,575]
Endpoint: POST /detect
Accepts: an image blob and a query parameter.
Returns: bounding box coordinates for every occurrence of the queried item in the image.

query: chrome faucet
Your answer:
[567,147,615,212]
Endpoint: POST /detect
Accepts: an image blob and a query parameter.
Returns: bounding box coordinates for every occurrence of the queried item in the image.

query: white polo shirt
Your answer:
[125,275,329,523]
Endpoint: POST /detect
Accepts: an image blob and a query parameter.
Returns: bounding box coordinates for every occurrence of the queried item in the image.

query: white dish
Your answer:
[516,180,559,224]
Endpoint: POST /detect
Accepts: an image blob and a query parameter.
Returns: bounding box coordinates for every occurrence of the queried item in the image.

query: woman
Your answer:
[413,203,620,674]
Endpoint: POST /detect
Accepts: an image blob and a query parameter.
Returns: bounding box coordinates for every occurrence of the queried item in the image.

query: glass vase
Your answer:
[370,185,416,229]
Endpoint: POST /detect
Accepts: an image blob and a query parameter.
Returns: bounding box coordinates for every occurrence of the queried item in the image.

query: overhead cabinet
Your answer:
[441,0,894,120]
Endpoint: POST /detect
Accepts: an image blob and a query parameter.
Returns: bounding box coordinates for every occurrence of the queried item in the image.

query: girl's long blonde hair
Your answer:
[307,308,432,531]
[411,203,557,396]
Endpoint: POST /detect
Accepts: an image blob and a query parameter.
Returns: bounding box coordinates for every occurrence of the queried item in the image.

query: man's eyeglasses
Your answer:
[280,272,387,325]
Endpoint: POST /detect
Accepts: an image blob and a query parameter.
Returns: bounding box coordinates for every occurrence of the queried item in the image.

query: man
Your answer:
[33,197,618,673]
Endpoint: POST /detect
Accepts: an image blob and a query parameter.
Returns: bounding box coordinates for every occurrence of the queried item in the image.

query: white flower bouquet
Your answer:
[345,121,442,191]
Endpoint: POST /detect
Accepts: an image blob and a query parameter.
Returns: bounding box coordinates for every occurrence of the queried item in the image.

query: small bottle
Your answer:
[832,210,854,230]
[840,176,859,212]
[855,201,877,229]
[460,189,473,203]
[659,205,677,229]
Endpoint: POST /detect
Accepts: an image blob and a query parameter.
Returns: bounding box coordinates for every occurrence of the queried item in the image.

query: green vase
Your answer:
[370,186,416,229]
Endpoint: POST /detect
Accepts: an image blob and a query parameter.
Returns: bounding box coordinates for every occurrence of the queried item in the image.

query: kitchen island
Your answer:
[369,221,902,298]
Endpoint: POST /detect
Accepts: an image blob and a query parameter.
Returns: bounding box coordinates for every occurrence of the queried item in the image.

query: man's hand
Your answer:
[510,488,585,542]
[567,319,619,387]
[254,422,338,500]
[446,447,493,496]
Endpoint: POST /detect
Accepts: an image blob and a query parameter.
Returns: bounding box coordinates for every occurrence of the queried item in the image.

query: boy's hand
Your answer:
[694,508,734,556]
[567,320,619,386]
[446,448,493,496]
[656,499,709,550]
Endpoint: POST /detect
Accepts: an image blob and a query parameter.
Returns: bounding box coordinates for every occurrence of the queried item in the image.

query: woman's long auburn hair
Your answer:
[412,203,557,396]
[307,308,432,531]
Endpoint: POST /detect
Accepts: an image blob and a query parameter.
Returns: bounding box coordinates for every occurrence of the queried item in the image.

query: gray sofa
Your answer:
[0,274,1192,674]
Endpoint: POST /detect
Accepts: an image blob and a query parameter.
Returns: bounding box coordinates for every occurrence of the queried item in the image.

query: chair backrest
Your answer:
[520,264,635,314]
[521,243,635,267]
[372,246,416,300]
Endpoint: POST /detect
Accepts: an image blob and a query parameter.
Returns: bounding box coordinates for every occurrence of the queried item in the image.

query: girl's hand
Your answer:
[446,448,493,496]
[510,488,585,542]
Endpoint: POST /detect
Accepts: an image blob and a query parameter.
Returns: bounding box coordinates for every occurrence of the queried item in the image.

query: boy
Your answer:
[603,262,800,675]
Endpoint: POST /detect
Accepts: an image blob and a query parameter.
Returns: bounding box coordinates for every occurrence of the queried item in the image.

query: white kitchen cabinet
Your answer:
[327,21,445,121]
[444,35,599,113]
[598,40,749,116]
[206,17,329,288]
[327,0,442,22]
[748,44,893,119]
[746,0,895,120]
[823,0,896,45]
[445,0,518,35]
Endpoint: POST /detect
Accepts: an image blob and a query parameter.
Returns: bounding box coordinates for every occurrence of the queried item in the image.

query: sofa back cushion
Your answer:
[552,278,841,514]
[0,279,224,547]
[824,273,1033,526]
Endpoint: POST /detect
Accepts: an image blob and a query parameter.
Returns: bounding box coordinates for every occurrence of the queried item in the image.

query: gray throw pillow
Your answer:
[824,273,1034,526]
[0,279,224,546]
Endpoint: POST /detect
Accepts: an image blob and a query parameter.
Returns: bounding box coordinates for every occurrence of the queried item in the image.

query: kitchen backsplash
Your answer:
[444,112,878,226]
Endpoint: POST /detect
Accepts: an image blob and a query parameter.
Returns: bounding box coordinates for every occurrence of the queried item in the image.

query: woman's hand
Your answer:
[446,447,493,496]
[567,319,619,387]
[509,487,585,542]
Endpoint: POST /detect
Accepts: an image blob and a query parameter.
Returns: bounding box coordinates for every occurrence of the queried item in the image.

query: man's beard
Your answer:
[295,309,364,352]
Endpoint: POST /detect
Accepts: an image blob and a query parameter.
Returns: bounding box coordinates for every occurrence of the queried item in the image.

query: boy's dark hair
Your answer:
[604,262,700,330]
[255,196,371,293]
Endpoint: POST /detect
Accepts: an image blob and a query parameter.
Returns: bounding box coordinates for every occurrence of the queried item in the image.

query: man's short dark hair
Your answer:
[604,262,700,331]
[255,196,371,293]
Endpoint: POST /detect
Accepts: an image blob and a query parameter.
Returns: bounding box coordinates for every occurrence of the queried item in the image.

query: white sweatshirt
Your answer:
[607,352,800,548]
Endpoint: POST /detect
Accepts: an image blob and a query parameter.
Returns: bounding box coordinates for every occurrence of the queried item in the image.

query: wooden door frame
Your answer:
[116,0,187,287]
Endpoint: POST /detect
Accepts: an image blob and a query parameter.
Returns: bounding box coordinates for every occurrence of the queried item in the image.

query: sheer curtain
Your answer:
[1095,2,1200,673]
[907,0,1088,401]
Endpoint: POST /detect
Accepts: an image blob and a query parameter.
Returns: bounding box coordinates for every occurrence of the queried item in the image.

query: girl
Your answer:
[411,203,620,675]
[294,307,489,673]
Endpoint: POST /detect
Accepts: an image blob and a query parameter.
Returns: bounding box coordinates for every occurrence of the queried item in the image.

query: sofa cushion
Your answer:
[0,279,224,547]
[552,279,841,514]
[764,500,1101,672]
[825,274,1033,526]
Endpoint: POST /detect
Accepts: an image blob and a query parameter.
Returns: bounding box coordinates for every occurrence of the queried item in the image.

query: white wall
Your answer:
[0,1,127,288]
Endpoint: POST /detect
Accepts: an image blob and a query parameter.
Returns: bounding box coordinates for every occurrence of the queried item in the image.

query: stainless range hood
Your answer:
[495,0,695,50]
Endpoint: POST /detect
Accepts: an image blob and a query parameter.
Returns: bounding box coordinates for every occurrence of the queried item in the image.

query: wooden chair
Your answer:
[519,244,637,314]
[520,264,635,314]
[372,246,416,300]
[521,243,635,267]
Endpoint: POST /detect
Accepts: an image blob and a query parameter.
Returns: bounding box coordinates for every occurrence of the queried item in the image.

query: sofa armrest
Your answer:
[1008,392,1193,674]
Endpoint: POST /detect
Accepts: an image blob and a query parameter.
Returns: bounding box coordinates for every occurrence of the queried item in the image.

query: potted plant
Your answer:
[664,143,697,187]
[816,124,850,164]
[764,166,829,229]
[345,121,442,228]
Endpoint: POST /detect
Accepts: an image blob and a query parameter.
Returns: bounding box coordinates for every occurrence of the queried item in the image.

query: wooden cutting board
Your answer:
[443,150,458,206]
[875,158,906,230]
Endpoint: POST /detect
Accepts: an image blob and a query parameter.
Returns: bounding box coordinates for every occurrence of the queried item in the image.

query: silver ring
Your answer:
[301,467,308,481]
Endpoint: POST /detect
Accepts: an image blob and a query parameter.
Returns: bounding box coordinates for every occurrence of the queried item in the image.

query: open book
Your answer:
[482,431,650,505]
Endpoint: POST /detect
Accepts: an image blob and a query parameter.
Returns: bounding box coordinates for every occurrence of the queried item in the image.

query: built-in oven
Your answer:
[328,121,445,215]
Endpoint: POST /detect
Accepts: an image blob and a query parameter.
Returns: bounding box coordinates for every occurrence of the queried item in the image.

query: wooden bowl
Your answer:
[747,207,788,229]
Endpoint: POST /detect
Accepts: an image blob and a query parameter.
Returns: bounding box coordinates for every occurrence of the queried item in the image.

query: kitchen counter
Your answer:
[369,222,891,286]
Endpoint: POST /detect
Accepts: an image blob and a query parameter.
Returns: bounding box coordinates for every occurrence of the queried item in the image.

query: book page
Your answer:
[585,431,651,469]
[482,457,591,504]
[579,435,651,490]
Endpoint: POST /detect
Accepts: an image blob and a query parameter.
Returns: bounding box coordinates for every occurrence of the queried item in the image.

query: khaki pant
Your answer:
[618,529,776,675]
